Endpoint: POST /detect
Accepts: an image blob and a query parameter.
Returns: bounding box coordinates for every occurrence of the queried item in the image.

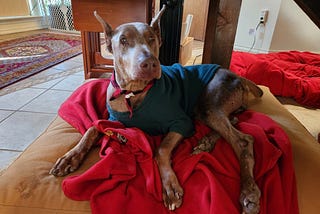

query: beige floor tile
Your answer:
[51,74,85,91]
[70,54,84,63]
[51,59,82,71]
[0,88,45,110]
[0,111,55,151]
[30,77,65,89]
[29,67,66,78]
[0,110,14,122]
[21,89,72,114]
[0,67,78,96]
[0,150,21,171]
[73,70,85,76]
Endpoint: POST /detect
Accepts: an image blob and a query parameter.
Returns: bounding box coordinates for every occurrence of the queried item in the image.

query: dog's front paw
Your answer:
[161,172,184,211]
[240,177,261,214]
[49,151,85,177]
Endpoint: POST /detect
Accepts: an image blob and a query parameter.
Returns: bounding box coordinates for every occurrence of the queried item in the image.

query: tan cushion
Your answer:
[249,87,320,214]
[0,86,319,213]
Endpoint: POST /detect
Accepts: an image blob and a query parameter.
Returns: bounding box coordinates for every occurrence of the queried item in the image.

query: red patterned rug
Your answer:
[0,33,82,89]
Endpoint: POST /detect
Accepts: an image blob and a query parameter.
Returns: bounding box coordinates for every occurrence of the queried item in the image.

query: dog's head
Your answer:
[94,6,166,90]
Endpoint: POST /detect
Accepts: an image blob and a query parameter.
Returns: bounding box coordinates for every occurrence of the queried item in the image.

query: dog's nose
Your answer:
[140,56,159,72]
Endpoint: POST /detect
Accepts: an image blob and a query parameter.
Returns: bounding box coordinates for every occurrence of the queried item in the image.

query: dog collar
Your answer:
[110,71,154,118]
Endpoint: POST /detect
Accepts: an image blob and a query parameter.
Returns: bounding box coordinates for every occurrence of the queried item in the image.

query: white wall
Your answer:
[269,0,320,53]
[234,0,320,53]
[234,0,281,53]
[0,0,30,17]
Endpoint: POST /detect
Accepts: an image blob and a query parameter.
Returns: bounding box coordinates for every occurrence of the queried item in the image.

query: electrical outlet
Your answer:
[260,9,269,24]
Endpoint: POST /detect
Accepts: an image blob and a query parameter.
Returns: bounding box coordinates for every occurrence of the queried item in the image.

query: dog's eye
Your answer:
[148,37,155,43]
[120,37,128,45]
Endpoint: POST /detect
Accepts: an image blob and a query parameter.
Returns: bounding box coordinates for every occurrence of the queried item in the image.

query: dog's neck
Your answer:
[113,71,151,92]
[110,71,154,94]
[107,72,154,116]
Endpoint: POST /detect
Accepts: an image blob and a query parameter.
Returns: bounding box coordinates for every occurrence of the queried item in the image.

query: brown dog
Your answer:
[50,6,262,214]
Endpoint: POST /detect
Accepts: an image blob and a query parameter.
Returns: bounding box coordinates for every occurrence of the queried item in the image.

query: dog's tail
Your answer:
[241,77,263,98]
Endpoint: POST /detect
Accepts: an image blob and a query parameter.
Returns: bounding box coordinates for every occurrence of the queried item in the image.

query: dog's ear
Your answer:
[94,11,113,53]
[150,5,166,45]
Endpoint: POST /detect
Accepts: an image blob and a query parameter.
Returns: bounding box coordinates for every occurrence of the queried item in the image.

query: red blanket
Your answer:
[58,79,298,214]
[230,51,320,108]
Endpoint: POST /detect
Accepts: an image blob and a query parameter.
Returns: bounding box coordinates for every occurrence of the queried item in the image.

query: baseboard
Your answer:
[233,44,269,53]
[0,16,48,35]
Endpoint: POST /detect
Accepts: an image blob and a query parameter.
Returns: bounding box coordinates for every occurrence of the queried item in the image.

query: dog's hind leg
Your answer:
[201,109,260,214]
[192,117,239,154]
[192,130,220,154]
[195,69,261,214]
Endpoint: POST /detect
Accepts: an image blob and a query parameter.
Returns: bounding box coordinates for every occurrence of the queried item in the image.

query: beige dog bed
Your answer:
[0,86,319,213]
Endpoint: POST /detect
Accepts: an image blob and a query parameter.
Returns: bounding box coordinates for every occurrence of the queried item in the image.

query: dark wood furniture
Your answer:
[202,0,241,69]
[71,0,153,79]
[294,0,320,29]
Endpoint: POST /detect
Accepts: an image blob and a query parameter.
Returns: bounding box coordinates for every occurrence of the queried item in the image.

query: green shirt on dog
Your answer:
[107,63,220,137]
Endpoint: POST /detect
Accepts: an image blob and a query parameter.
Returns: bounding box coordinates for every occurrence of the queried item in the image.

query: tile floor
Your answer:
[0,53,85,171]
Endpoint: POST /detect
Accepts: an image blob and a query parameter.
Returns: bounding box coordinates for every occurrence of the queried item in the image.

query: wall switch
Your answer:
[260,9,269,24]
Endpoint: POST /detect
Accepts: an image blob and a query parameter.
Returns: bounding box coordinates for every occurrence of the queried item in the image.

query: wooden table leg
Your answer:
[80,31,101,79]
[203,0,242,68]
